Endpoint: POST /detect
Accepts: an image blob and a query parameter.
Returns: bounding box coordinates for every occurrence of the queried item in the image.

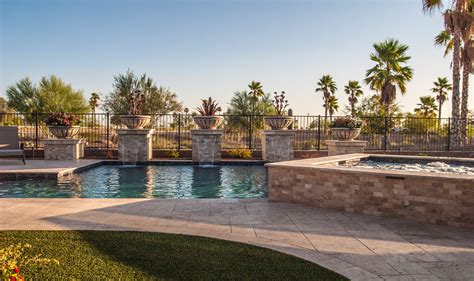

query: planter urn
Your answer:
[331,128,361,141]
[264,116,294,130]
[193,116,223,130]
[48,126,81,139]
[119,115,151,129]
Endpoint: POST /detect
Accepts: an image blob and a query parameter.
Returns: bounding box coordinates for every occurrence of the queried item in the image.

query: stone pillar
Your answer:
[44,139,84,160]
[326,140,367,156]
[262,130,294,162]
[117,129,154,162]
[191,130,222,163]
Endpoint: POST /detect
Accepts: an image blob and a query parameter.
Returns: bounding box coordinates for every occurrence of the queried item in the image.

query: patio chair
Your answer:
[0,126,25,164]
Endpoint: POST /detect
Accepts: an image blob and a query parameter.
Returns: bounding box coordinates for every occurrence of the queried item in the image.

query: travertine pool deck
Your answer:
[1,198,474,280]
[0,159,102,179]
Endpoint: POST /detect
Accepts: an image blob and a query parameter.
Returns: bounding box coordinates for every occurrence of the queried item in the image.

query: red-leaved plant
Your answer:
[45,112,81,126]
[271,91,289,116]
[330,116,364,129]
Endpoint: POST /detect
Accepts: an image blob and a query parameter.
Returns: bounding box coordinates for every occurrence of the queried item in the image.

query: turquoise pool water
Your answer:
[0,165,267,198]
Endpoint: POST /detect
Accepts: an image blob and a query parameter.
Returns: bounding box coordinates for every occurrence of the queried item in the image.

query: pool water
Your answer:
[343,160,474,175]
[0,165,268,198]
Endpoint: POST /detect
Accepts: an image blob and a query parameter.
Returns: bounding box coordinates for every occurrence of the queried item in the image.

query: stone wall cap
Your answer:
[191,129,223,135]
[325,140,368,146]
[43,139,83,144]
[263,130,295,135]
[116,129,155,135]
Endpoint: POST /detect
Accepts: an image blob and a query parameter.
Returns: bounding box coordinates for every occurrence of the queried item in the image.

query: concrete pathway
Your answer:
[1,198,473,280]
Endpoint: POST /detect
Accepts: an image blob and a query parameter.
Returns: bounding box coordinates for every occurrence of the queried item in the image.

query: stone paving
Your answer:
[1,198,473,280]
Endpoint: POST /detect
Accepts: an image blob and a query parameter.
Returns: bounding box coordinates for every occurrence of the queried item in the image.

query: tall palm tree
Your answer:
[415,96,438,117]
[431,77,452,120]
[364,39,413,116]
[344,80,364,116]
[89,92,100,114]
[248,81,264,116]
[423,0,471,146]
[324,95,339,120]
[315,75,337,123]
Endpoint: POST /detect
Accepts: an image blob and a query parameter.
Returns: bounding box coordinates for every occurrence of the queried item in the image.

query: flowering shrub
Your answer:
[330,116,363,129]
[271,91,289,116]
[0,243,59,280]
[45,112,81,126]
[228,148,252,159]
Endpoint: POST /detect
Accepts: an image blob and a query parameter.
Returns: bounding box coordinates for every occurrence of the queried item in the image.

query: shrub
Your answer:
[164,150,180,158]
[228,148,252,159]
[330,116,363,129]
[45,112,81,126]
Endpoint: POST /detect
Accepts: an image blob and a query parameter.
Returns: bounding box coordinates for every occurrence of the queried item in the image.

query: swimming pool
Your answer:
[0,165,267,198]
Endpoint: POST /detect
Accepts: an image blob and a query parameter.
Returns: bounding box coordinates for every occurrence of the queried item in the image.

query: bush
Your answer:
[228,149,252,159]
[164,150,180,158]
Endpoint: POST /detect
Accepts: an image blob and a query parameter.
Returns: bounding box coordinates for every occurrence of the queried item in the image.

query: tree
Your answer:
[6,76,89,115]
[354,94,403,134]
[415,96,438,117]
[423,0,471,146]
[431,77,452,120]
[102,70,182,122]
[89,93,100,114]
[0,97,8,113]
[225,90,275,132]
[324,95,339,120]
[344,80,364,116]
[365,39,413,117]
[315,75,337,124]
[248,81,265,115]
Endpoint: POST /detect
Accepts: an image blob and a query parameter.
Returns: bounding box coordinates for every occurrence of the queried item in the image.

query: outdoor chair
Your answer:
[0,126,25,164]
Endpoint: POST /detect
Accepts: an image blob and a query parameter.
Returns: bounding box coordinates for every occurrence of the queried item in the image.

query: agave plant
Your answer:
[196,97,221,116]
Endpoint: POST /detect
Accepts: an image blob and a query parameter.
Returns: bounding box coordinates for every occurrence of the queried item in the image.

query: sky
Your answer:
[1,0,472,116]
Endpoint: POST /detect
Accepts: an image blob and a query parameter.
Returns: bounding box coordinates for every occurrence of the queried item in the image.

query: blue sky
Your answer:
[1,0,471,116]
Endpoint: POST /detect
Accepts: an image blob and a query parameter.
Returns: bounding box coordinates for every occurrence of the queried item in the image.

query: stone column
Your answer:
[262,130,294,162]
[44,139,84,160]
[117,129,154,162]
[326,140,367,156]
[191,129,222,163]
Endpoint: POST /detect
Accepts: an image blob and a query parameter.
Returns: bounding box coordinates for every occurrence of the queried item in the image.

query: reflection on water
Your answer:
[0,165,267,198]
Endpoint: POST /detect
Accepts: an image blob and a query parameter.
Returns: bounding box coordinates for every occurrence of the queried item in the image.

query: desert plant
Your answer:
[45,112,81,126]
[196,97,221,116]
[271,91,289,116]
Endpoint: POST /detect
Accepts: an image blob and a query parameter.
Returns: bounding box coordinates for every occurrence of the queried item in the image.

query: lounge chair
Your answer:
[0,126,25,164]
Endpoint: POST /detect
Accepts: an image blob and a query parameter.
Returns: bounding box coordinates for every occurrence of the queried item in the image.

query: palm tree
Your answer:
[89,93,100,114]
[415,96,438,117]
[431,77,452,120]
[248,81,265,116]
[324,95,339,120]
[423,0,471,146]
[434,29,471,141]
[344,80,364,116]
[364,39,413,116]
[315,75,337,124]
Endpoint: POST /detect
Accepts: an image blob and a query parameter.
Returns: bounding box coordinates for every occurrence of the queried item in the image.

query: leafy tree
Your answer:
[102,70,182,122]
[354,94,402,134]
[431,77,452,120]
[225,91,275,132]
[423,0,472,145]
[248,81,265,115]
[365,39,413,116]
[415,96,438,117]
[0,97,8,113]
[315,75,337,124]
[344,80,364,116]
[6,76,89,115]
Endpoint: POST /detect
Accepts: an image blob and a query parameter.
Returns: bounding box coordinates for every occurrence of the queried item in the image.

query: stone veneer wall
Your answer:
[268,166,474,229]
[117,129,154,162]
[191,130,222,163]
[326,140,367,156]
[44,139,84,160]
[262,130,294,162]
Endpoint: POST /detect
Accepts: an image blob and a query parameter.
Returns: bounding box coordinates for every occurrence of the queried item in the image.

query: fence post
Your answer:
[248,115,253,150]
[317,115,321,151]
[383,116,388,151]
[447,117,451,151]
[35,112,39,149]
[177,113,181,151]
[106,113,110,151]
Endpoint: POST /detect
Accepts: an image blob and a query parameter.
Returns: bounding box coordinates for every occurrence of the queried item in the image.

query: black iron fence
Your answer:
[1,112,473,151]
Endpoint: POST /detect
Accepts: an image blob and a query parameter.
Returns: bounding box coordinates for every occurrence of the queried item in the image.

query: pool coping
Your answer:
[0,159,266,180]
[265,153,474,180]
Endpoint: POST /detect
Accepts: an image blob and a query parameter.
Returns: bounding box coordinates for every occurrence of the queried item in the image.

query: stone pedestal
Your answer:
[326,140,367,156]
[117,129,154,162]
[191,130,222,163]
[262,130,294,162]
[44,139,84,160]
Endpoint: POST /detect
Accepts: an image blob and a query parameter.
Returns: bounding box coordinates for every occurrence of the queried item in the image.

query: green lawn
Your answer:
[0,231,347,280]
